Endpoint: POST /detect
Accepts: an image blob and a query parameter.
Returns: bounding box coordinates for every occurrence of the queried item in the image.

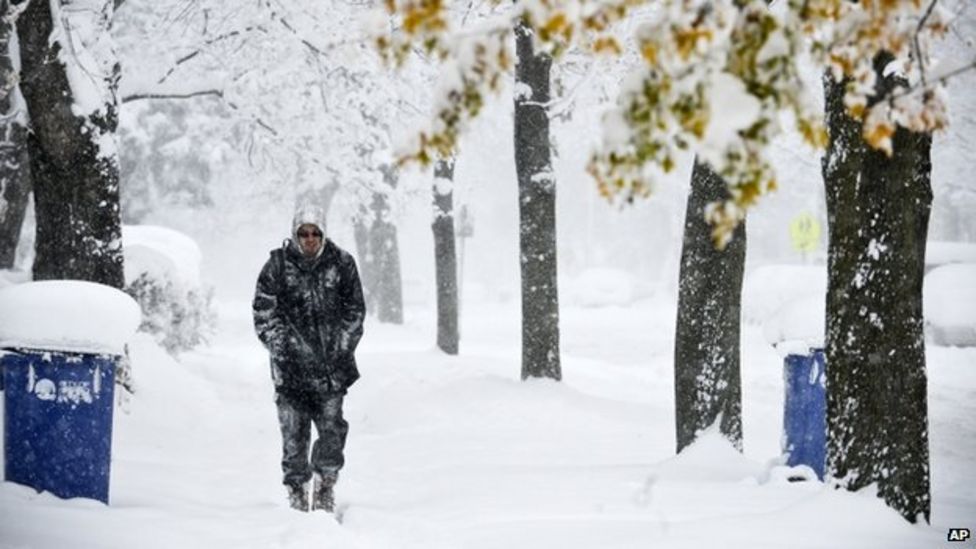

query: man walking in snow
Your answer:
[252,205,365,512]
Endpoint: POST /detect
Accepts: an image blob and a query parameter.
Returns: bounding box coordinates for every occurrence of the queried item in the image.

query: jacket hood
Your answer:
[292,204,327,240]
[289,204,327,261]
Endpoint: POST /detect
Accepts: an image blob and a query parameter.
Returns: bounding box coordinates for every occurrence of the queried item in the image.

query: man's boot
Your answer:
[287,483,309,512]
[311,473,337,512]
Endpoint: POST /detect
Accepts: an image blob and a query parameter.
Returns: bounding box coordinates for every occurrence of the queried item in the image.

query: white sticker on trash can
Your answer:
[58,380,93,405]
[27,363,37,392]
[30,376,95,405]
[34,378,57,401]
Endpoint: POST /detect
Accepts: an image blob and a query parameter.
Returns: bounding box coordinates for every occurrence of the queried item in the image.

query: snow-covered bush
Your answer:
[122,226,215,354]
[742,264,826,326]
[924,263,976,347]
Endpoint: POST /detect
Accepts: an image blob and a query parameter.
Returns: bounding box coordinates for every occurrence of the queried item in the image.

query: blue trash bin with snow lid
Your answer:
[2,349,116,502]
[0,281,141,504]
[762,293,827,479]
[782,348,826,479]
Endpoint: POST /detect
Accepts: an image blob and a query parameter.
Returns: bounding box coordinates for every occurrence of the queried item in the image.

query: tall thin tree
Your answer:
[432,157,459,354]
[823,55,932,523]
[514,21,560,381]
[354,165,403,324]
[0,0,31,269]
[18,0,123,287]
[673,159,746,452]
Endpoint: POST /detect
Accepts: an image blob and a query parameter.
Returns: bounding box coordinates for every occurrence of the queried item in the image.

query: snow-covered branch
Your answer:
[374,0,960,245]
[121,89,223,103]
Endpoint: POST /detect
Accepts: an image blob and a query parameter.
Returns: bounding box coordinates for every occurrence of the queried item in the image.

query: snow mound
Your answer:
[743,264,826,325]
[652,429,765,482]
[926,241,976,268]
[566,268,636,307]
[762,294,825,356]
[122,225,203,288]
[924,263,976,346]
[0,269,29,290]
[0,280,141,355]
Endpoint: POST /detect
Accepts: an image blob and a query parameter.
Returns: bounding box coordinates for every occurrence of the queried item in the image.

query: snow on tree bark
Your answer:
[18,0,123,288]
[822,56,932,523]
[0,0,31,269]
[514,22,560,381]
[674,159,745,453]
[432,157,459,355]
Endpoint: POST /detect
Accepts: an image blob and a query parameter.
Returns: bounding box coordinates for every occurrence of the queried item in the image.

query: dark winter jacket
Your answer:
[253,239,366,394]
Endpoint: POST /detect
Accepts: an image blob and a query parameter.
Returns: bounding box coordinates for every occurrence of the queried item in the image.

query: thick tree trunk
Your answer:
[822,60,932,523]
[432,157,459,354]
[0,0,31,269]
[514,22,560,381]
[673,159,746,452]
[18,0,124,288]
[354,166,403,324]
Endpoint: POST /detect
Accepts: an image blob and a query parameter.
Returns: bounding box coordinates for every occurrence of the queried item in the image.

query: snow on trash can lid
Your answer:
[0,281,141,355]
[762,294,825,357]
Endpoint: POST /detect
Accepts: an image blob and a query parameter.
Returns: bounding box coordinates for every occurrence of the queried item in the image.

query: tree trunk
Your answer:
[0,0,31,269]
[354,166,403,324]
[514,22,560,381]
[18,0,124,288]
[432,157,459,354]
[822,59,932,523]
[673,159,746,453]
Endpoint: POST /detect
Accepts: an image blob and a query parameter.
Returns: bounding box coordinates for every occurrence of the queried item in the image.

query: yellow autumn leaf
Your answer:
[674,28,713,61]
[592,36,622,55]
[879,0,900,11]
[662,155,675,173]
[736,181,762,208]
[402,9,426,34]
[799,118,828,148]
[847,101,867,120]
[864,120,895,156]
[828,53,853,75]
[541,13,569,40]
[641,42,659,66]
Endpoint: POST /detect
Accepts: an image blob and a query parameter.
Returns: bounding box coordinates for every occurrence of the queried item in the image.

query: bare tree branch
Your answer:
[885,58,976,104]
[156,24,269,85]
[913,0,940,86]
[260,0,368,58]
[121,89,224,103]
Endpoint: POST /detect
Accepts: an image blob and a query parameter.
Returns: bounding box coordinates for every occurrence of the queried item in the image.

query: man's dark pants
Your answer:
[275,388,348,488]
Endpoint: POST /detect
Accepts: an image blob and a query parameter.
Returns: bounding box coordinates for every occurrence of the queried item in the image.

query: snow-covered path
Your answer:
[1,296,973,548]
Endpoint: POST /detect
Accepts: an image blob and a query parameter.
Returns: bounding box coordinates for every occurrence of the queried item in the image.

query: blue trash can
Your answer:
[2,348,116,503]
[782,348,826,479]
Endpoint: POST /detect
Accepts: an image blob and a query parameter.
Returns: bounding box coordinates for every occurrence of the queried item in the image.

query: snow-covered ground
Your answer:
[2,292,973,549]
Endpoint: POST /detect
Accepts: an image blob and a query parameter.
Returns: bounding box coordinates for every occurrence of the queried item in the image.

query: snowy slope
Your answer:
[2,293,971,549]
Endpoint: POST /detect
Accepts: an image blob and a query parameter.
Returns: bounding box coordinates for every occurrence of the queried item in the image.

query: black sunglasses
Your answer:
[297,230,322,239]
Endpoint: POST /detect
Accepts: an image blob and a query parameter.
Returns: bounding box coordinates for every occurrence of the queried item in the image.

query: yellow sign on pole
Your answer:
[789,211,821,253]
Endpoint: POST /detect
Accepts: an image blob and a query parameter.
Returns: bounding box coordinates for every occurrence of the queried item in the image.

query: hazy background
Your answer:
[13,2,973,313]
